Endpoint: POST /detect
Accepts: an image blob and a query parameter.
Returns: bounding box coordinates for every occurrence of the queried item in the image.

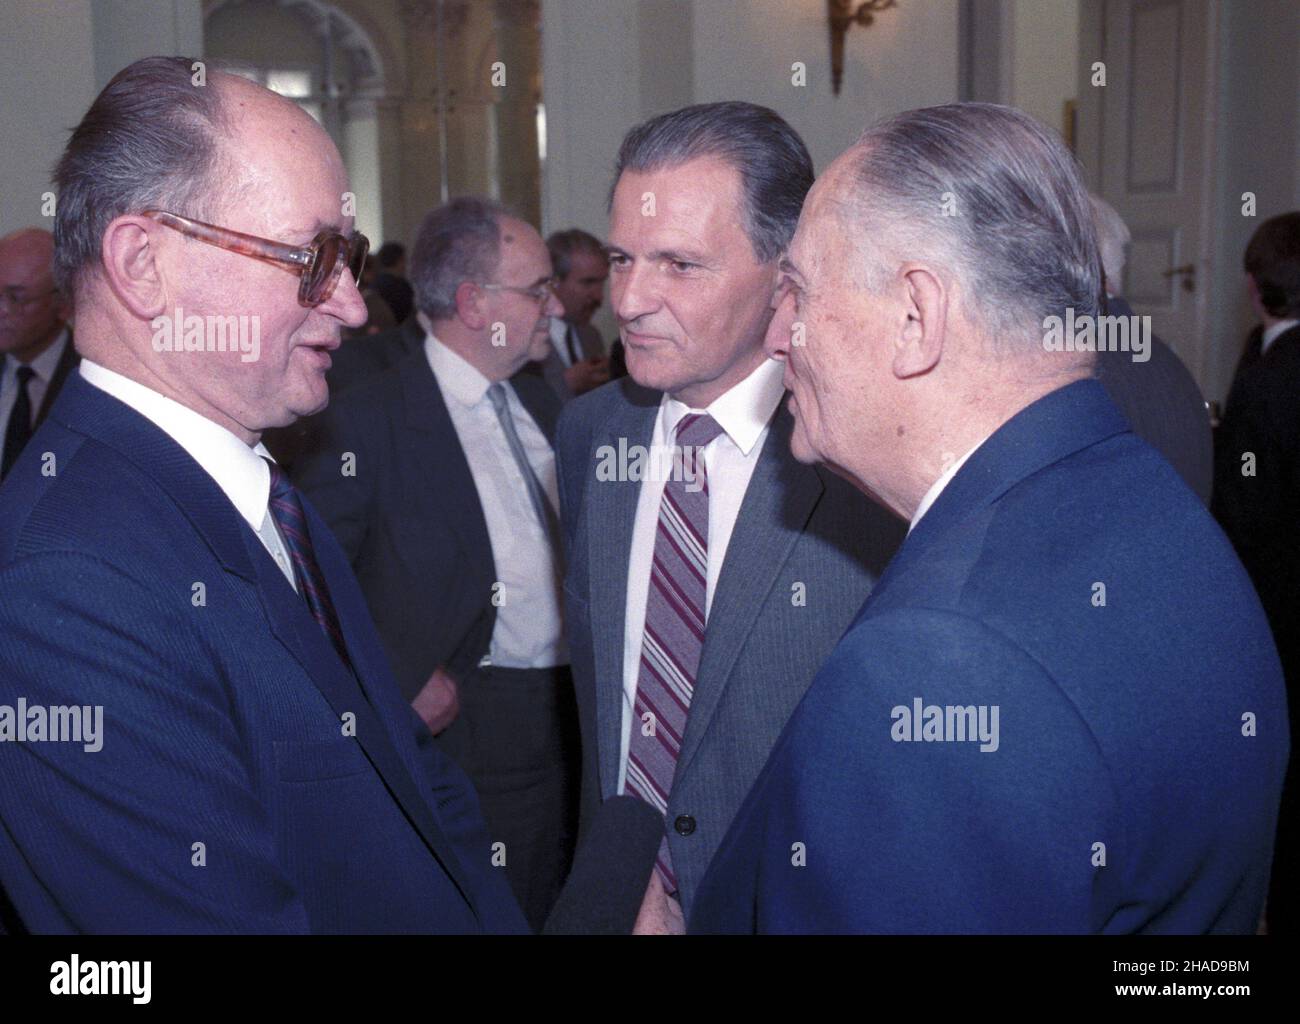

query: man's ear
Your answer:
[892,264,947,379]
[99,215,168,321]
[454,280,487,331]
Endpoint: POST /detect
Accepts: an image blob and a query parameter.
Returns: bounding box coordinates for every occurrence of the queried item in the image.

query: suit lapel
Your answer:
[247,509,483,921]
[402,352,494,569]
[676,406,823,779]
[35,329,78,429]
[590,387,658,798]
[54,374,484,922]
[509,372,562,443]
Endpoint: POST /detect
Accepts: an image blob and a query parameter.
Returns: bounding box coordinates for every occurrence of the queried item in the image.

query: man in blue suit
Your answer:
[0,57,527,934]
[690,103,1289,934]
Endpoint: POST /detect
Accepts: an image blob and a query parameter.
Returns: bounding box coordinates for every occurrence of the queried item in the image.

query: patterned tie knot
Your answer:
[674,412,724,450]
[264,457,294,501]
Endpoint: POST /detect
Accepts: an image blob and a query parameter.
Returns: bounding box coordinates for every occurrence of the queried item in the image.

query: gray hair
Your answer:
[546,228,606,280]
[847,103,1103,342]
[53,56,234,297]
[609,101,813,263]
[409,197,512,321]
[1089,194,1131,292]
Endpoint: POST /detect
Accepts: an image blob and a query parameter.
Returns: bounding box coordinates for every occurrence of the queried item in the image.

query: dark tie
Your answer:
[565,323,581,365]
[1,365,36,480]
[624,412,725,892]
[263,458,352,669]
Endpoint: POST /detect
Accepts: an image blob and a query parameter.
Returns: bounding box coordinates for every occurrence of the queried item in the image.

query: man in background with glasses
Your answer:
[297,196,577,932]
[0,57,528,934]
[0,228,77,481]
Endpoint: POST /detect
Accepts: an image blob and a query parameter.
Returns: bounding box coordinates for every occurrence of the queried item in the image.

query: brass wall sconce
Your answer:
[828,0,898,95]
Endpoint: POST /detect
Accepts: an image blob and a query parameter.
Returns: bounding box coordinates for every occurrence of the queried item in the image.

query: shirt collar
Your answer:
[77,359,274,532]
[419,315,493,408]
[908,437,989,534]
[4,326,69,383]
[661,357,785,456]
[1262,318,1300,355]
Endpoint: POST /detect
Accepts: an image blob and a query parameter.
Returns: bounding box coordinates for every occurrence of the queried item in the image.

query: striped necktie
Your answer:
[263,457,352,670]
[624,411,725,893]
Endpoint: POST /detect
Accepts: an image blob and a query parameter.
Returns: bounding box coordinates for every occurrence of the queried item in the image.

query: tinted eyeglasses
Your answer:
[142,210,369,308]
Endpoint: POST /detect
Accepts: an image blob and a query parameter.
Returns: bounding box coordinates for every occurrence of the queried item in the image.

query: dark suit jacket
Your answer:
[556,375,904,917]
[691,380,1288,934]
[1094,295,1213,504]
[295,347,563,700]
[522,320,604,405]
[33,329,78,429]
[0,374,528,934]
[1,328,78,437]
[1213,323,1300,692]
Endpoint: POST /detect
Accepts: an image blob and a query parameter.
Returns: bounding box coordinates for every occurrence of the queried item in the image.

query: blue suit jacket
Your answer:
[690,380,1289,934]
[0,374,528,934]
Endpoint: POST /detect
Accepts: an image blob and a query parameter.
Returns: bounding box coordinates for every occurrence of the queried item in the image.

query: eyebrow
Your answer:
[292,217,344,240]
[604,244,710,265]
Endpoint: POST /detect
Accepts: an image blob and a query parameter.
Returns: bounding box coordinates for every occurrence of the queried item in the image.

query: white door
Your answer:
[1076,0,1219,389]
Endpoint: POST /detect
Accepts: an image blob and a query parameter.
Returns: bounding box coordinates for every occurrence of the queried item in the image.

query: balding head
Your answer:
[0,227,68,361]
[54,55,366,444]
[765,103,1103,520]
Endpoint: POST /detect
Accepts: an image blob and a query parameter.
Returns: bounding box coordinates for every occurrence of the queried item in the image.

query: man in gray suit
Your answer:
[555,102,903,931]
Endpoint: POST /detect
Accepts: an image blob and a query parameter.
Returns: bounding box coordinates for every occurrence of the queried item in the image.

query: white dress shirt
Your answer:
[423,331,566,669]
[1261,318,1300,356]
[616,357,786,792]
[0,327,69,454]
[78,360,297,590]
[908,438,989,534]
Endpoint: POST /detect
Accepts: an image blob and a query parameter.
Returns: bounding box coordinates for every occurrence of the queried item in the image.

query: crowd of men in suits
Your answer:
[0,55,1294,935]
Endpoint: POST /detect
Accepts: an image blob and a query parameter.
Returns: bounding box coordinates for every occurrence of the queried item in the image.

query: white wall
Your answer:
[692,0,960,174]
[542,0,962,339]
[1007,0,1078,138]
[0,1,97,236]
[0,0,203,238]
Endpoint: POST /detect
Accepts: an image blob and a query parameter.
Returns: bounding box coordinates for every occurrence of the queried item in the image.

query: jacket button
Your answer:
[674,814,696,836]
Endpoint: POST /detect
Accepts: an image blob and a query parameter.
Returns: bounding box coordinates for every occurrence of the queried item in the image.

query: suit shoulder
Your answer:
[0,434,197,573]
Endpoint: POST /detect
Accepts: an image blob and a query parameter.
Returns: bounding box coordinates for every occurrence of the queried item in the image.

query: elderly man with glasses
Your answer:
[296,196,577,932]
[0,57,529,935]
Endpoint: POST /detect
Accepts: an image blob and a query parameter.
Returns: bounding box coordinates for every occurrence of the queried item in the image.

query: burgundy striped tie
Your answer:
[264,458,352,669]
[625,412,725,892]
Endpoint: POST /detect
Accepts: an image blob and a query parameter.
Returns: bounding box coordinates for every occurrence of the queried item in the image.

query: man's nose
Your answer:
[324,265,368,329]
[543,288,564,318]
[765,293,793,362]
[613,261,657,323]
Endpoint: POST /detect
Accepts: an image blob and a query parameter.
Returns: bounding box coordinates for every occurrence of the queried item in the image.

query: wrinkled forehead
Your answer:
[790,169,860,277]
[213,75,351,237]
